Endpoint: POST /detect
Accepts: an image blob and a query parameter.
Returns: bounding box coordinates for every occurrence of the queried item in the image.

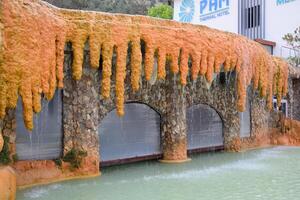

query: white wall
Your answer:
[173,0,300,58]
[265,0,300,57]
[174,0,239,33]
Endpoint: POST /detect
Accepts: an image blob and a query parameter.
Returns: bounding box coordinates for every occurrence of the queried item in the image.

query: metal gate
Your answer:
[98,103,161,164]
[187,104,224,151]
[16,90,63,160]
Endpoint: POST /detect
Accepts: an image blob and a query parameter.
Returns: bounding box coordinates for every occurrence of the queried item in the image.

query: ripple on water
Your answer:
[18,147,300,200]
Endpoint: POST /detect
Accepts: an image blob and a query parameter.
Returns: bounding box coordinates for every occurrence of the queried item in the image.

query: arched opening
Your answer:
[98,102,162,166]
[240,93,251,138]
[187,104,224,153]
[15,89,63,160]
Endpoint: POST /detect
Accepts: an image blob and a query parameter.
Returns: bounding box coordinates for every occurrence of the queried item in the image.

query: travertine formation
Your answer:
[0,0,289,130]
[0,133,3,151]
[0,166,16,200]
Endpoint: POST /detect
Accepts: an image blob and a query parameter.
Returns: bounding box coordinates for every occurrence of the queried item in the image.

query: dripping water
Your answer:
[29,132,33,160]
[57,90,63,157]
[120,113,124,141]
[42,100,50,159]
[226,70,233,87]
[190,80,197,136]
[36,110,40,160]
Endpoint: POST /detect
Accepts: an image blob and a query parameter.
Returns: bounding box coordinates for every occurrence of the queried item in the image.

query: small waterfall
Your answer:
[29,133,33,160]
[190,80,196,137]
[120,113,124,138]
[35,112,40,160]
[41,100,49,160]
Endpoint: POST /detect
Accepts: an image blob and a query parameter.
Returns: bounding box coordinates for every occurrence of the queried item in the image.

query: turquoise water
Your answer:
[17,146,300,200]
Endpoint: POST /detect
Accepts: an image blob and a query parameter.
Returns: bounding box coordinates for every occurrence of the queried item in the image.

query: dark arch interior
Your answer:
[187,104,224,153]
[15,89,63,160]
[98,102,162,166]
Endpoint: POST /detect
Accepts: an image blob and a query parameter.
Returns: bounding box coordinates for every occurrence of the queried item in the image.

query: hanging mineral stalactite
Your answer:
[0,0,290,130]
[130,39,142,91]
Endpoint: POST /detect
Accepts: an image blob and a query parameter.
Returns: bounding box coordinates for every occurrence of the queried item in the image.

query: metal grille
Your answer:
[16,90,63,160]
[187,104,224,150]
[98,103,161,162]
[239,0,265,39]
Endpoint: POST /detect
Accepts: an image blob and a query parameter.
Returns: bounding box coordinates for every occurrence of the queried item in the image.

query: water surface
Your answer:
[17,146,300,200]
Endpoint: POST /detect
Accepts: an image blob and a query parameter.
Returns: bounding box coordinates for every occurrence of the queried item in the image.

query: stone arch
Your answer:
[186,103,224,152]
[98,101,162,166]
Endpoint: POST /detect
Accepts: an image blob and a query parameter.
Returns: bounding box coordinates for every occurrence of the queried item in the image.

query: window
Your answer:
[247,5,260,28]
[239,0,265,39]
[254,39,276,55]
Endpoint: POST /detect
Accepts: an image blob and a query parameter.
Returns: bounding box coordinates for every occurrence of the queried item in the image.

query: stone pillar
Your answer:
[0,119,16,200]
[161,73,189,162]
[63,49,100,174]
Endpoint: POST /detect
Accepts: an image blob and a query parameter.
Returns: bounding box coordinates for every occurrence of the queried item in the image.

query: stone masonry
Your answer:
[0,45,295,187]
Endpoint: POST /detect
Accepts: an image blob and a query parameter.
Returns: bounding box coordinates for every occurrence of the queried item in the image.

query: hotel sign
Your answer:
[178,0,231,23]
[276,0,297,5]
[200,0,230,21]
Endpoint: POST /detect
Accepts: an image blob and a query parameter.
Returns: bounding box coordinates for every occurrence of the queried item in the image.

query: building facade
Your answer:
[174,0,300,57]
[174,0,300,119]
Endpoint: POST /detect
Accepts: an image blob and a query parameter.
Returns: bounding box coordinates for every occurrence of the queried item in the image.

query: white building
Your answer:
[173,0,300,58]
[174,0,300,131]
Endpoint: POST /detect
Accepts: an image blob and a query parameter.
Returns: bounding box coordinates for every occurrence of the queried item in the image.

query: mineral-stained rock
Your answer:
[0,0,289,131]
[0,133,3,152]
[0,166,16,200]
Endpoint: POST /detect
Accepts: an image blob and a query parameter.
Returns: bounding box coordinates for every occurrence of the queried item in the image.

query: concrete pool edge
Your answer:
[15,144,300,191]
[17,172,101,190]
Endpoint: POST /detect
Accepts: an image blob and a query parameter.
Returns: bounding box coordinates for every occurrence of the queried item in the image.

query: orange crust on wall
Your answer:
[0,0,289,130]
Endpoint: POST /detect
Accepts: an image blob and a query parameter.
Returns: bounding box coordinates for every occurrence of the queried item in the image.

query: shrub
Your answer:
[0,136,11,165]
[62,148,87,170]
[148,4,173,20]
[283,26,300,67]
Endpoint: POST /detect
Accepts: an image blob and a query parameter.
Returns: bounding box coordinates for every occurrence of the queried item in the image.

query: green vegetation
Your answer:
[53,158,62,167]
[62,148,87,170]
[12,154,18,162]
[0,136,11,165]
[148,4,173,19]
[283,26,300,67]
[44,0,173,15]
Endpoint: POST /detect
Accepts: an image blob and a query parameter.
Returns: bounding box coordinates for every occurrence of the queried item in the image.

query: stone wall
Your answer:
[1,110,16,165]
[290,78,300,120]
[0,46,294,187]
[62,47,242,162]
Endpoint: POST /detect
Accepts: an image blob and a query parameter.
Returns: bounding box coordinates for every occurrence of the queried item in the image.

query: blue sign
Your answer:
[276,0,297,5]
[179,0,195,22]
[200,0,230,21]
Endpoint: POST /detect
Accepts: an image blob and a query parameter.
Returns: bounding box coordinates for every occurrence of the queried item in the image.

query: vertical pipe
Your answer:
[241,0,244,36]
[238,0,241,34]
[245,0,249,37]
[255,0,258,38]
[259,0,262,38]
[250,0,254,39]
[254,0,258,39]
[248,0,251,39]
[262,0,266,39]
